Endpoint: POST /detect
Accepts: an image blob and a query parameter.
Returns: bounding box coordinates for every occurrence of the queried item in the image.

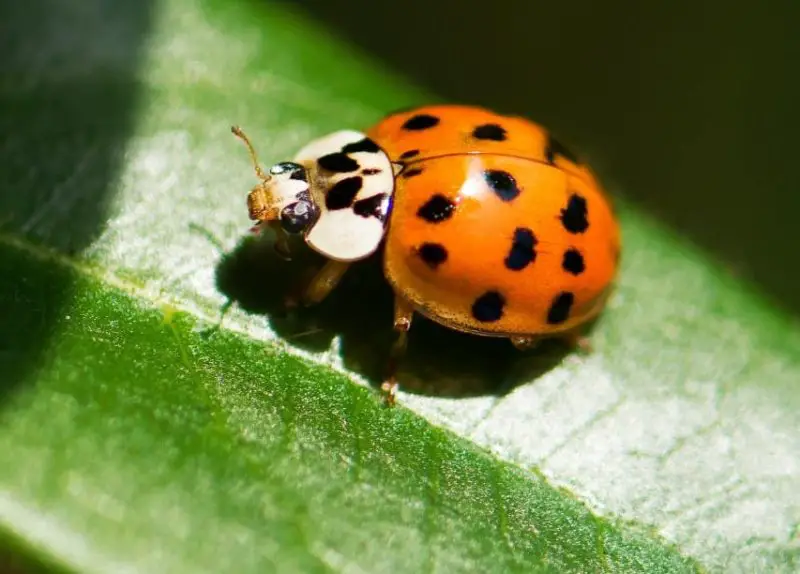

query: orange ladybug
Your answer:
[232,104,621,404]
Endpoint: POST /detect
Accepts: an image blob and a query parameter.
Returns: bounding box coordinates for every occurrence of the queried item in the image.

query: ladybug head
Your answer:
[232,126,320,234]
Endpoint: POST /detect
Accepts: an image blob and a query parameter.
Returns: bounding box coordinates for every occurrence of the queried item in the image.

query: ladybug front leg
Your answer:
[560,330,592,353]
[285,259,351,309]
[249,220,292,261]
[510,335,540,351]
[511,332,592,353]
[269,221,292,261]
[380,296,415,407]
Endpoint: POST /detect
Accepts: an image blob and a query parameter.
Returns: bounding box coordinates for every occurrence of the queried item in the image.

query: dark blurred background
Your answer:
[279,0,800,317]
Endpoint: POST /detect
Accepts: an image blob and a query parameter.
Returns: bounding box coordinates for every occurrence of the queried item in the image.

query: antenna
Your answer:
[231,125,269,181]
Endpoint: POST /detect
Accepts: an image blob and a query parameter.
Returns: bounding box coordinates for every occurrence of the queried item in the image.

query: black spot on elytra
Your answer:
[416,242,448,269]
[562,248,585,275]
[325,176,363,210]
[399,149,420,160]
[545,134,580,165]
[318,152,359,173]
[416,194,456,223]
[471,290,506,322]
[289,169,307,181]
[352,193,389,221]
[546,291,574,324]
[402,114,440,130]
[361,168,382,176]
[560,194,589,233]
[505,227,537,271]
[484,169,520,201]
[402,167,424,179]
[341,137,381,154]
[472,123,507,141]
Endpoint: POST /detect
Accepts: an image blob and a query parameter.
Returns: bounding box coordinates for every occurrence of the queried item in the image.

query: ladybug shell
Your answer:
[367,105,620,338]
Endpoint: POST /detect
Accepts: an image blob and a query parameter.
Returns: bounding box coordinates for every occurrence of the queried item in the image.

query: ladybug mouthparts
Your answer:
[246,185,274,221]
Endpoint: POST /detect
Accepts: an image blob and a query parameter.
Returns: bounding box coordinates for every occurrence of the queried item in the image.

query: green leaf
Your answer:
[0,0,797,573]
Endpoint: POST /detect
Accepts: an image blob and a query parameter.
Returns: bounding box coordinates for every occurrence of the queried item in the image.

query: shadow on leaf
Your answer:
[0,0,154,405]
[214,231,575,399]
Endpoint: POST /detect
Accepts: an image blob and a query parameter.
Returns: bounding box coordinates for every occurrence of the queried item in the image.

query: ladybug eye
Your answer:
[280,199,318,234]
[270,161,304,176]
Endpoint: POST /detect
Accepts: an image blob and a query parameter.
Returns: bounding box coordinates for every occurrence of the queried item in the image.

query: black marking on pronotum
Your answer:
[341,137,381,154]
[317,152,359,173]
[325,176,363,210]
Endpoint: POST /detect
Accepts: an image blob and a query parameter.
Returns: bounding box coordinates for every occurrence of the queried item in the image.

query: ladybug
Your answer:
[232,104,620,405]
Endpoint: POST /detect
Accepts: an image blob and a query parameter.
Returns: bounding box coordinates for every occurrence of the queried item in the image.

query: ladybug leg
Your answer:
[269,221,292,261]
[511,331,592,353]
[249,220,292,261]
[510,335,540,351]
[285,260,351,309]
[380,296,415,407]
[561,330,592,353]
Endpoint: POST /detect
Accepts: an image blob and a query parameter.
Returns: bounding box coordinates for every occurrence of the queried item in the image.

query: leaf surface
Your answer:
[0,0,798,572]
